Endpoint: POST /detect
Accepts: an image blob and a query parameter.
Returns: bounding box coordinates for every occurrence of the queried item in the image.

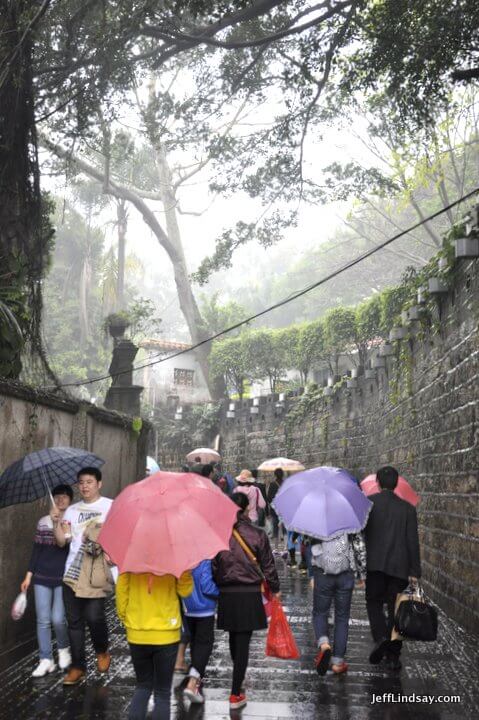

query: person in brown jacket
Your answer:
[212,493,280,711]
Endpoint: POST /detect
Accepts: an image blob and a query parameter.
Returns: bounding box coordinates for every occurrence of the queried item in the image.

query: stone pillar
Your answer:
[104,319,143,416]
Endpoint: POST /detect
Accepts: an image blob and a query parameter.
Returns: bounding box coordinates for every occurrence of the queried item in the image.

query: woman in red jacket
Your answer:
[212,493,280,711]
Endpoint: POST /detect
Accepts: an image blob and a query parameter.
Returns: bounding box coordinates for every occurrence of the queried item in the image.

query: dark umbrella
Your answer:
[0,447,104,509]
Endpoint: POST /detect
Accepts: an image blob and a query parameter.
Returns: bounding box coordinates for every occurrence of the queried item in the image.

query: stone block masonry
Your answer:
[0,382,150,660]
[220,258,479,633]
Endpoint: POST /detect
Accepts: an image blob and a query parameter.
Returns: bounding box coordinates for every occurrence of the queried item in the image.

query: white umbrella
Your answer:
[186,448,221,464]
[257,457,305,472]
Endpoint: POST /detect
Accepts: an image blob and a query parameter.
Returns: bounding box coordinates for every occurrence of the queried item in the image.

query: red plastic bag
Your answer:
[266,598,300,659]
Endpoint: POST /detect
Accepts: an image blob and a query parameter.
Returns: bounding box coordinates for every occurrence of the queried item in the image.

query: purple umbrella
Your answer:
[271,466,372,540]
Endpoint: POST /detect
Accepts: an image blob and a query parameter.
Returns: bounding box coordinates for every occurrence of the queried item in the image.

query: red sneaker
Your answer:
[332,661,348,674]
[229,693,247,709]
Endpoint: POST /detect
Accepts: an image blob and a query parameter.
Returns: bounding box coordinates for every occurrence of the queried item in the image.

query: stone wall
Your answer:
[220,257,479,633]
[0,382,149,658]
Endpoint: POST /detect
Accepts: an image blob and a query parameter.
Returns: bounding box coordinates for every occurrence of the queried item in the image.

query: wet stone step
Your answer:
[0,561,478,719]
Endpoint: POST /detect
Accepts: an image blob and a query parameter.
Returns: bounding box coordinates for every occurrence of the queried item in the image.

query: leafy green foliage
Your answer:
[200,293,248,335]
[209,335,249,398]
[323,307,357,373]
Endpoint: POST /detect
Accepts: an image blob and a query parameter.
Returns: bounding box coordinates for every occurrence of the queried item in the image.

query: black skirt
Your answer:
[217,589,267,632]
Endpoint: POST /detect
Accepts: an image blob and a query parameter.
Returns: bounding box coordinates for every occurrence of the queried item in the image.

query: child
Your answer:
[182,560,219,704]
[311,532,366,675]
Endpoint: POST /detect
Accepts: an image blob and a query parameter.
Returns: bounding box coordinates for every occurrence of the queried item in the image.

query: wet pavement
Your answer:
[1,555,478,720]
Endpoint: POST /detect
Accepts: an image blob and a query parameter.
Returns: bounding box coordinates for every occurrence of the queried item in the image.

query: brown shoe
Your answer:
[96,652,111,673]
[63,668,85,685]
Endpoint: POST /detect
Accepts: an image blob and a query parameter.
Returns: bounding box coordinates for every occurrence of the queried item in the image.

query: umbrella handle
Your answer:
[40,467,57,509]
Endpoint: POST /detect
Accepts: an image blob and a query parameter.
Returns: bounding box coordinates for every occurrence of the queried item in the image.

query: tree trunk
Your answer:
[78,256,91,349]
[40,135,223,398]
[116,199,127,310]
[0,1,45,378]
[152,142,221,397]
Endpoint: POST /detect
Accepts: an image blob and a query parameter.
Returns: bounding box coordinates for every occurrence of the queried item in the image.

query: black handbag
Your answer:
[394,585,438,641]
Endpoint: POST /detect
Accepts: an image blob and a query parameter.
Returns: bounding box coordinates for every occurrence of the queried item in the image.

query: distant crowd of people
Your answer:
[21,462,421,719]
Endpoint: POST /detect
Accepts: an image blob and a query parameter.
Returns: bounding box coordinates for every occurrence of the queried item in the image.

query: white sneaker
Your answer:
[147,694,154,713]
[58,647,72,670]
[32,659,56,677]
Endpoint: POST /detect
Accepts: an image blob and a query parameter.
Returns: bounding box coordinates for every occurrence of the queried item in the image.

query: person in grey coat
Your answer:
[364,466,421,671]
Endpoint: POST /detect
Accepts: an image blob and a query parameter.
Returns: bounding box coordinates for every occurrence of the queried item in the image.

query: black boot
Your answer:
[369,638,390,664]
[288,549,297,567]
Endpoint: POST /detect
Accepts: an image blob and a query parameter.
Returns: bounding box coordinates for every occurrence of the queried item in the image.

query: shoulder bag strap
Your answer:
[232,528,265,582]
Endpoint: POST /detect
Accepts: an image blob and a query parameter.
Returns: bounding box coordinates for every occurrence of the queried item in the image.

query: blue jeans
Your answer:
[128,642,178,720]
[312,567,354,664]
[34,584,69,660]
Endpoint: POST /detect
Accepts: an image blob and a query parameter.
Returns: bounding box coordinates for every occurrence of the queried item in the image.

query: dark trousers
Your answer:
[62,584,108,670]
[366,571,408,657]
[270,510,281,539]
[128,642,178,720]
[185,615,215,678]
[228,630,252,696]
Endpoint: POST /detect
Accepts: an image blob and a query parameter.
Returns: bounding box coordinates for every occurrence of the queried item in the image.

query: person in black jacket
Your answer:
[364,466,421,671]
[212,493,280,711]
[266,468,284,541]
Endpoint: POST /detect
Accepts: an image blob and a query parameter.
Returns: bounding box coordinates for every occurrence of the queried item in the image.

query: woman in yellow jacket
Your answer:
[116,571,193,720]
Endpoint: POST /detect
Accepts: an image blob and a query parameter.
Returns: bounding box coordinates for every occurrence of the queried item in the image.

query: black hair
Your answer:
[376,466,399,490]
[251,468,258,480]
[231,492,249,513]
[200,463,214,477]
[52,484,74,500]
[274,467,284,481]
[77,466,102,482]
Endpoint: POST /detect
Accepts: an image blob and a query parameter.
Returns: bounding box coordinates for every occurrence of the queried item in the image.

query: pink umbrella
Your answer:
[98,471,238,577]
[360,474,420,507]
[186,448,221,464]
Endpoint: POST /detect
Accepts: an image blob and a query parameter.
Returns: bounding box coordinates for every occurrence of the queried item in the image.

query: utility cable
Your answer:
[44,186,479,390]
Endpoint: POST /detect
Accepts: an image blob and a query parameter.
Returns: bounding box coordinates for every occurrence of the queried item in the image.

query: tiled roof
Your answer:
[140,338,192,352]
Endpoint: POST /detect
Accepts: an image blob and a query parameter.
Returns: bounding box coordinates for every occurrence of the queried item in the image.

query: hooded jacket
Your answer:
[212,516,280,593]
[183,560,219,617]
[116,571,193,645]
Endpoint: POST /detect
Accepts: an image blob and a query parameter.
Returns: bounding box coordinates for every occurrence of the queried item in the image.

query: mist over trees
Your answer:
[1,0,478,392]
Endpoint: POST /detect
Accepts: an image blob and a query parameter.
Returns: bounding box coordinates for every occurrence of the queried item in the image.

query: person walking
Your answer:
[182,560,219,705]
[116,570,193,720]
[52,467,114,685]
[364,466,421,671]
[311,531,367,675]
[266,468,284,541]
[212,493,280,711]
[251,469,267,527]
[233,469,266,525]
[20,484,73,677]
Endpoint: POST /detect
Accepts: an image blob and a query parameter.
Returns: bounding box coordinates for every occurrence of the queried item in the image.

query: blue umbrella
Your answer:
[0,447,104,509]
[272,466,372,540]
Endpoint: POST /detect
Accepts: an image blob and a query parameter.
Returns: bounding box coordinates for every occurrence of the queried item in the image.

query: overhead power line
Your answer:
[46,186,479,391]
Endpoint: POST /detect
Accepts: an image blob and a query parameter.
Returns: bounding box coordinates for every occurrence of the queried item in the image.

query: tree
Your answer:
[355,294,383,367]
[4,0,479,382]
[200,294,248,336]
[323,306,357,375]
[295,320,326,384]
[243,328,289,392]
[42,202,109,384]
[209,335,249,398]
